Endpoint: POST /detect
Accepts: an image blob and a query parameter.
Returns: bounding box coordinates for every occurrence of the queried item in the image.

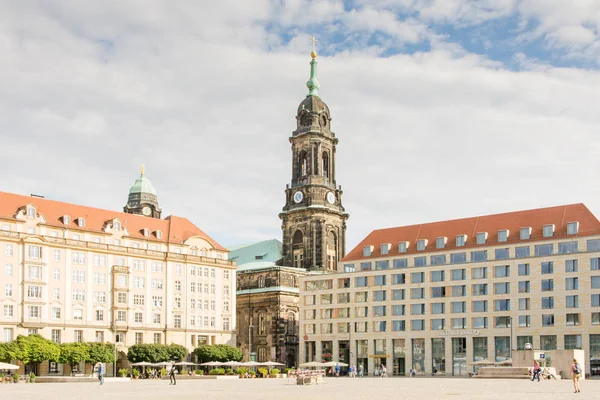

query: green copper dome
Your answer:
[128,165,157,196]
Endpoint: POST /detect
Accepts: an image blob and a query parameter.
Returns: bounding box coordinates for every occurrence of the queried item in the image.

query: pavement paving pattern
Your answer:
[1,377,598,400]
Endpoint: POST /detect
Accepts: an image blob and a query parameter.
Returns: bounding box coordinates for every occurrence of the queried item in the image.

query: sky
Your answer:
[1,1,600,253]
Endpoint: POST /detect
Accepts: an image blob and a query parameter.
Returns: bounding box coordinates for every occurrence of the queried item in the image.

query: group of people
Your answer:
[94,363,178,386]
[347,364,363,378]
[531,359,582,393]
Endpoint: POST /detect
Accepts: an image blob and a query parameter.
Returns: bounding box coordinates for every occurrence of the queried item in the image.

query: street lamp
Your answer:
[509,316,514,359]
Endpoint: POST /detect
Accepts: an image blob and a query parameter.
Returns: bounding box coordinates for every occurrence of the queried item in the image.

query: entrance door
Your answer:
[393,357,405,375]
[452,338,467,376]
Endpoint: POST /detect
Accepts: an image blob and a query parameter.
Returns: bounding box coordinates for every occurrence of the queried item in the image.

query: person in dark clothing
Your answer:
[169,365,177,385]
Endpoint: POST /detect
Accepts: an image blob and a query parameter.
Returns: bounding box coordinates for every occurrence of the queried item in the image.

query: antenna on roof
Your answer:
[30,194,45,199]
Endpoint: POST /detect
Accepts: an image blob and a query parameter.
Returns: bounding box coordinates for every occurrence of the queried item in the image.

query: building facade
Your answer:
[279,50,349,271]
[0,171,236,375]
[299,204,600,376]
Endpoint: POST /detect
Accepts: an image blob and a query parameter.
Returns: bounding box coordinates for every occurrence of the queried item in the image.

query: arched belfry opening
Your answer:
[298,151,308,178]
[326,231,337,270]
[292,230,304,268]
[322,151,330,180]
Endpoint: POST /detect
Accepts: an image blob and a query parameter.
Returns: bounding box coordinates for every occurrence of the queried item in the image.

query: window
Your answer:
[518,281,530,293]
[472,284,487,296]
[541,279,554,291]
[373,305,386,317]
[28,265,41,279]
[134,277,145,288]
[519,298,530,310]
[494,282,510,294]
[451,269,466,281]
[495,316,511,328]
[519,315,530,327]
[411,304,425,315]
[153,314,161,324]
[593,258,600,271]
[152,278,163,289]
[535,244,553,256]
[53,268,60,280]
[456,234,466,247]
[135,312,143,323]
[73,309,83,320]
[72,290,85,301]
[411,272,424,284]
[566,277,579,290]
[93,272,107,285]
[51,329,61,344]
[411,288,424,299]
[135,333,143,344]
[515,246,530,258]
[470,251,489,265]
[543,224,554,237]
[520,227,531,240]
[393,259,407,269]
[375,260,389,270]
[450,252,466,264]
[495,248,509,260]
[411,319,425,331]
[592,313,600,325]
[452,285,466,297]
[430,255,446,266]
[473,317,488,329]
[566,295,579,308]
[431,271,445,282]
[472,300,487,312]
[355,277,367,287]
[414,256,426,267]
[472,267,487,279]
[567,221,579,235]
[566,313,580,326]
[392,273,405,285]
[498,230,509,242]
[74,330,83,343]
[392,289,405,300]
[436,237,446,249]
[393,320,406,331]
[71,251,85,264]
[5,244,13,256]
[542,297,554,309]
[4,284,12,296]
[494,300,510,311]
[540,335,557,350]
[53,288,60,300]
[95,310,104,321]
[373,290,386,301]
[118,292,127,304]
[54,249,62,261]
[78,218,85,227]
[392,304,405,316]
[476,232,487,244]
[593,276,600,289]
[175,281,181,291]
[117,311,127,322]
[363,246,372,257]
[381,244,390,255]
[494,265,509,278]
[398,242,408,253]
[541,261,553,274]
[566,259,578,272]
[416,239,427,251]
[72,270,85,283]
[360,262,371,271]
[558,241,578,254]
[5,264,13,276]
[374,275,386,286]
[153,333,161,344]
[431,319,445,330]
[452,318,466,329]
[93,291,106,303]
[3,305,14,317]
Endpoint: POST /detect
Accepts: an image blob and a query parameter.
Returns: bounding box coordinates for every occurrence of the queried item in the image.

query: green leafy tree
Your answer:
[85,342,114,367]
[166,344,188,362]
[193,344,242,363]
[13,335,60,369]
[127,344,169,363]
[59,342,89,376]
[0,341,20,363]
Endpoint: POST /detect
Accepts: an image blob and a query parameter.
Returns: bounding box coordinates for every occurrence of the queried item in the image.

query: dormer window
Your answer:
[520,227,531,240]
[114,221,121,231]
[380,243,391,255]
[476,232,487,245]
[435,237,447,249]
[363,246,373,257]
[63,216,71,225]
[416,239,428,251]
[456,235,467,247]
[143,228,149,237]
[498,229,509,242]
[191,249,198,256]
[567,221,579,235]
[156,231,162,239]
[543,224,555,238]
[27,207,36,218]
[398,241,409,253]
[77,218,85,228]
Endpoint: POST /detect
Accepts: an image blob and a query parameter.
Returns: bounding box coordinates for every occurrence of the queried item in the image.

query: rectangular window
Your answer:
[3,304,14,317]
[72,270,85,283]
[411,304,425,315]
[494,316,511,328]
[393,259,408,269]
[566,295,579,308]
[431,287,446,298]
[498,230,508,242]
[134,312,143,323]
[541,261,553,274]
[451,269,466,281]
[416,239,427,251]
[592,313,600,325]
[535,244,553,257]
[542,297,554,309]
[51,329,61,344]
[567,222,579,235]
[392,273,405,285]
[343,264,355,272]
[4,264,12,276]
[452,285,466,297]
[135,333,143,344]
[153,314,161,324]
[494,282,510,294]
[53,288,60,300]
[4,284,12,297]
[494,265,510,277]
[375,260,389,270]
[414,256,426,267]
[566,259,578,272]
[74,330,83,343]
[520,227,531,240]
[431,318,445,330]
[517,336,533,350]
[392,289,405,301]
[494,300,510,311]
[592,276,600,289]
[476,232,487,245]
[118,292,127,304]
[519,298,530,311]
[411,320,425,331]
[373,305,386,317]
[431,303,445,314]
[472,267,487,279]
[436,237,446,249]
[95,310,104,321]
[495,248,509,260]
[519,315,530,327]
[518,281,530,293]
[541,279,554,292]
[373,290,386,301]
[593,258,600,271]
[452,318,466,329]
[411,288,424,299]
[472,300,487,312]
[431,270,445,282]
[392,304,405,316]
[374,275,386,286]
[73,309,83,320]
[543,225,554,237]
[430,255,446,266]
[472,284,488,296]
[515,246,530,258]
[117,310,127,322]
[565,334,582,350]
[450,252,466,264]
[411,272,424,284]
[471,250,487,262]
[558,241,578,254]
[566,277,578,290]
[473,317,488,329]
[566,313,580,326]
[174,314,182,328]
[380,244,390,255]
[392,320,406,331]
[398,242,408,253]
[363,246,372,257]
[456,235,466,247]
[540,335,557,350]
[355,277,368,287]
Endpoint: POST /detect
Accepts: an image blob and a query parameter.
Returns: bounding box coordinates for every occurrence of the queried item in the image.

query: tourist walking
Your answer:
[97,363,104,385]
[351,364,356,378]
[169,364,177,385]
[531,360,541,382]
[358,364,364,378]
[571,359,582,393]
[335,363,340,377]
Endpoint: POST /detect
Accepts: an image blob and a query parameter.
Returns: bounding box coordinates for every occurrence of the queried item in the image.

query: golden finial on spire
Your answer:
[310,36,317,59]
[140,163,145,177]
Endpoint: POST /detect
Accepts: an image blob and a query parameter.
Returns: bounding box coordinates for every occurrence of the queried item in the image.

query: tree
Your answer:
[166,343,188,362]
[127,344,169,363]
[193,344,242,363]
[59,343,89,375]
[13,335,60,370]
[85,342,114,367]
[0,341,19,363]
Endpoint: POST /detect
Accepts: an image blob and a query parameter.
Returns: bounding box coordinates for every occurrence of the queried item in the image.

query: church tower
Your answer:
[123,165,162,218]
[279,44,349,271]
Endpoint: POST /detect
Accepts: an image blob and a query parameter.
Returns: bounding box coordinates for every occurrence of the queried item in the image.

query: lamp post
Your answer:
[509,316,514,359]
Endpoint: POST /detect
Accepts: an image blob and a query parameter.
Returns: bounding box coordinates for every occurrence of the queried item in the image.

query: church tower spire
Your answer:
[124,165,162,218]
[279,40,349,271]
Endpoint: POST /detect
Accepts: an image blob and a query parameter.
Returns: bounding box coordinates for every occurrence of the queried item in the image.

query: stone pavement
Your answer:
[1,377,598,400]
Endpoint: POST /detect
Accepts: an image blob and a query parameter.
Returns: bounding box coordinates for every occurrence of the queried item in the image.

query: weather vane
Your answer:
[310,36,317,59]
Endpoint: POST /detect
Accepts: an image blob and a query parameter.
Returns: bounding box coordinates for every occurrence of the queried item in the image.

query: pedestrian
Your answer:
[409,368,415,377]
[97,363,104,385]
[571,359,582,393]
[169,364,177,385]
[358,364,364,378]
[380,364,387,378]
[531,360,541,382]
[351,364,356,378]
[335,363,340,378]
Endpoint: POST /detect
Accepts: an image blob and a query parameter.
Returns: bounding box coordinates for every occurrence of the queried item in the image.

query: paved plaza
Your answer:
[1,377,599,400]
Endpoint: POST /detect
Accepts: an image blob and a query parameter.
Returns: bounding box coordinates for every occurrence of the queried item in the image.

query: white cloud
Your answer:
[1,1,600,254]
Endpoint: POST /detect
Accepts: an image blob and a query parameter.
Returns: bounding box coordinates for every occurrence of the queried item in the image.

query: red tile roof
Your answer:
[0,191,227,251]
[342,203,600,262]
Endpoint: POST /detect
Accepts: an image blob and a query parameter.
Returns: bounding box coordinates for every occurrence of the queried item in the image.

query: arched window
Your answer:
[289,275,297,288]
[326,231,337,270]
[298,151,308,177]
[322,151,329,179]
[292,231,304,268]
[258,275,265,288]
[258,347,267,362]
[258,312,266,335]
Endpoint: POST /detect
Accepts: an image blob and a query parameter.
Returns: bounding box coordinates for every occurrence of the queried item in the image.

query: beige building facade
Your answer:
[299,204,600,377]
[0,175,236,375]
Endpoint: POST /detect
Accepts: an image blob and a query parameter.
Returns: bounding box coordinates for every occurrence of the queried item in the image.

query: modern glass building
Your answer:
[298,204,600,376]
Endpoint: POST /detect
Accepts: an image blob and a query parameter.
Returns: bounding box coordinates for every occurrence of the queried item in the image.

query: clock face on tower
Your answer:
[293,191,304,204]
[326,192,336,204]
[142,206,152,216]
